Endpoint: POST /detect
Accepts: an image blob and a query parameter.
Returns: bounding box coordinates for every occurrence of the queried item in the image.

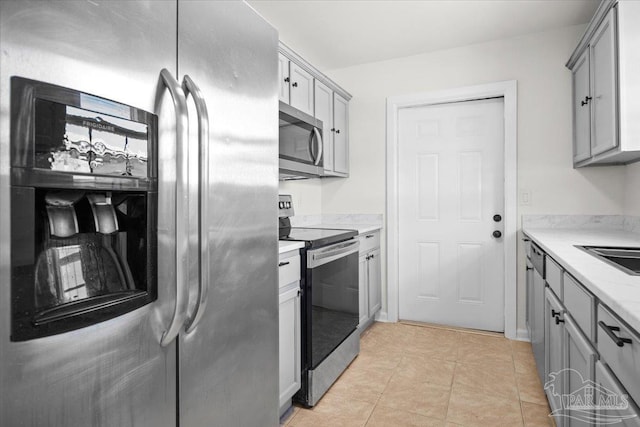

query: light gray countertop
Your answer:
[302,223,382,235]
[289,214,383,235]
[278,241,304,254]
[522,226,640,333]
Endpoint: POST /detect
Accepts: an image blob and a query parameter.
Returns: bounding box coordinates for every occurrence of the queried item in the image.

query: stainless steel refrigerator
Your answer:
[0,1,279,426]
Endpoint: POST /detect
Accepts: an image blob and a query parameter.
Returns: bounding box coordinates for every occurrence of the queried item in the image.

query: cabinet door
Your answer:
[358,253,368,327]
[314,80,334,174]
[590,9,618,157]
[573,49,591,163]
[545,289,564,380]
[564,314,597,427]
[544,289,565,426]
[532,269,546,384]
[367,248,382,316]
[526,259,533,335]
[595,361,640,427]
[333,93,349,175]
[289,62,314,115]
[278,286,301,408]
[278,53,290,104]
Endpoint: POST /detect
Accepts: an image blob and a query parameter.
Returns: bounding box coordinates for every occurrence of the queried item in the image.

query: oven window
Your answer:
[309,251,359,369]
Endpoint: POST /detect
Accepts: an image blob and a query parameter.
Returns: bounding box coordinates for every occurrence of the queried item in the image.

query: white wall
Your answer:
[624,163,640,215]
[320,25,627,333]
[278,179,322,215]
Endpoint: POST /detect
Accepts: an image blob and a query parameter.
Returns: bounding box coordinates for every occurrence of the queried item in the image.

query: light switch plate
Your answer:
[520,190,531,206]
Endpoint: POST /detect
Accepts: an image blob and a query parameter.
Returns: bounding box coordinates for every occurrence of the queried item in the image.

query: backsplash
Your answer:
[290,214,383,227]
[522,215,640,234]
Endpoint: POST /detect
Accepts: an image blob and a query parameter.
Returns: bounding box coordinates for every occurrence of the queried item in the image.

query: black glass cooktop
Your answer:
[280,227,357,249]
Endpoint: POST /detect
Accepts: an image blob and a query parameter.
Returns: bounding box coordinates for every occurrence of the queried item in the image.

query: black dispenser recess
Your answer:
[10,77,158,341]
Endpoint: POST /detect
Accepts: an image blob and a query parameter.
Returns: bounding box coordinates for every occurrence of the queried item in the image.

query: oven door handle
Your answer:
[307,239,360,269]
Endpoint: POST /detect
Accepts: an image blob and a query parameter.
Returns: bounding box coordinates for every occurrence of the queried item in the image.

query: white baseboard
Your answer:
[514,328,531,342]
[374,311,389,322]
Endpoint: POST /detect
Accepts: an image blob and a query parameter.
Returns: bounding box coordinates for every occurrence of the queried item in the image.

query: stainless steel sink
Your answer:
[578,246,640,275]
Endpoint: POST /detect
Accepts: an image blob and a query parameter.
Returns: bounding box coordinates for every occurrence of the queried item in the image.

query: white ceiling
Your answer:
[248,0,600,71]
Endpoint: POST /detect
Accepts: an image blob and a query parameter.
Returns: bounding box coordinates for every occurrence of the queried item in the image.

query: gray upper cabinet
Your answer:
[572,49,591,163]
[567,1,640,166]
[332,93,349,176]
[589,9,617,157]
[279,42,351,178]
[278,53,290,104]
[314,80,334,175]
[314,80,349,177]
[279,53,313,116]
[289,62,314,116]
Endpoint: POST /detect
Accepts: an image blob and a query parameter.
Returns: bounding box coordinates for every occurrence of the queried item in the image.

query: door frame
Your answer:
[385,80,518,340]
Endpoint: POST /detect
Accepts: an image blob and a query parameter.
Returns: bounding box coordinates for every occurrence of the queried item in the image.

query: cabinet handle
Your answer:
[581,96,592,106]
[370,254,375,259]
[284,77,290,83]
[292,82,298,87]
[335,129,340,134]
[551,309,561,318]
[526,266,533,271]
[555,317,565,325]
[365,234,374,239]
[523,238,530,242]
[278,261,290,267]
[331,128,335,132]
[297,289,301,297]
[599,321,632,347]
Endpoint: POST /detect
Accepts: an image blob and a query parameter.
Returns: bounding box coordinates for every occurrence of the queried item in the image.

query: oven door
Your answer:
[305,239,359,369]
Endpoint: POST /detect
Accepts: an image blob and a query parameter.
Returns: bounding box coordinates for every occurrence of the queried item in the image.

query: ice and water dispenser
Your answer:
[10,77,158,341]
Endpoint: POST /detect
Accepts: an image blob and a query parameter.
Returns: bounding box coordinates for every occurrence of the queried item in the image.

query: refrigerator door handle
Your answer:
[182,74,210,334]
[157,68,190,347]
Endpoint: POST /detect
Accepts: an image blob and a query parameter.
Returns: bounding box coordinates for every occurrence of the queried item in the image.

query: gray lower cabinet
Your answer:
[525,232,640,427]
[564,314,597,427]
[358,231,381,330]
[595,361,640,427]
[367,248,381,316]
[545,288,565,425]
[532,265,546,383]
[526,258,534,333]
[278,250,302,417]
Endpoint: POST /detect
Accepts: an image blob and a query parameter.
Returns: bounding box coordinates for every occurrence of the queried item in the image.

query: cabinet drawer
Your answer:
[595,361,640,427]
[358,231,380,254]
[564,273,595,341]
[278,251,301,289]
[598,304,640,405]
[545,257,563,299]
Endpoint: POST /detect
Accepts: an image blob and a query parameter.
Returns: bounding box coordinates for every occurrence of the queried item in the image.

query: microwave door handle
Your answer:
[181,75,210,334]
[313,127,323,166]
[307,130,316,164]
[157,69,190,347]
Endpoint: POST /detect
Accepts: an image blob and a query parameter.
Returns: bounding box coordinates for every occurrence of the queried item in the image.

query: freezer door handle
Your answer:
[157,68,190,347]
[182,74,210,334]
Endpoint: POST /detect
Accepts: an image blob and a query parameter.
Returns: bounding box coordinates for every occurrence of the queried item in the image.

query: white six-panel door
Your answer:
[398,98,505,332]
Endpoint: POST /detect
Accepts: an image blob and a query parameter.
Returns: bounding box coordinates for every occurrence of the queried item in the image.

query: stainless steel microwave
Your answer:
[279,101,323,179]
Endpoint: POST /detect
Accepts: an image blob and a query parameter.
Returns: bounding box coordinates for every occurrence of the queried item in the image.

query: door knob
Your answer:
[493,214,502,222]
[292,82,298,87]
[492,230,502,238]
[284,77,290,83]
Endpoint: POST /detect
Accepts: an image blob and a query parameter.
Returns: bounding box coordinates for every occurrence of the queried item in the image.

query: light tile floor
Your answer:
[281,321,555,427]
